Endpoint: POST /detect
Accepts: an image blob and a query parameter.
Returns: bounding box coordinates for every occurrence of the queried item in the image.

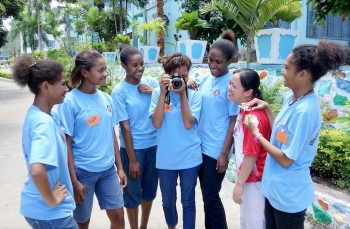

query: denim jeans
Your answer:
[158,164,201,229]
[198,154,228,229]
[25,216,78,229]
[120,146,158,208]
[265,198,306,229]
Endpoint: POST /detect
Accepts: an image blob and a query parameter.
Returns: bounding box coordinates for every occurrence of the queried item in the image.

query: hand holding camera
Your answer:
[169,73,186,95]
[159,76,171,94]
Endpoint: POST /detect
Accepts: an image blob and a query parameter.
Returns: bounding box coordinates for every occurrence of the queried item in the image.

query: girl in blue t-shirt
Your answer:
[188,30,239,229]
[13,55,77,229]
[111,45,159,229]
[58,50,127,229]
[149,53,202,229]
[243,41,345,229]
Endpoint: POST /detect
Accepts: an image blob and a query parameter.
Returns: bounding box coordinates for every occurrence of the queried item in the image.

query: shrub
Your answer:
[0,70,11,79]
[311,129,350,190]
[260,78,286,115]
[92,42,108,54]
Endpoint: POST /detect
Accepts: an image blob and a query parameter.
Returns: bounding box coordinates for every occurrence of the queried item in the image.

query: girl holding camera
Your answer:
[149,53,202,229]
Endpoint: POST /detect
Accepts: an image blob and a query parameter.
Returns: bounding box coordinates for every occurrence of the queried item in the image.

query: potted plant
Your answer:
[174,11,209,63]
[254,0,303,64]
[202,0,298,67]
[130,17,166,63]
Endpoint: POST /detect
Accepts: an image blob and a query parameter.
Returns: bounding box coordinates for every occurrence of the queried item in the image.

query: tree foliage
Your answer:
[307,0,350,24]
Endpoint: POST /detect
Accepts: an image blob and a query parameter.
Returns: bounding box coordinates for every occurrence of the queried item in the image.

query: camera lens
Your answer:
[172,78,182,89]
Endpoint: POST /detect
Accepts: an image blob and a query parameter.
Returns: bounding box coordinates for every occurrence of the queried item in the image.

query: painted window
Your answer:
[307,7,350,40]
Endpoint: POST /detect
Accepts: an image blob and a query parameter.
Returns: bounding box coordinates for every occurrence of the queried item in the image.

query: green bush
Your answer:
[33,50,45,61]
[92,42,108,54]
[260,79,286,115]
[0,70,11,79]
[311,129,350,190]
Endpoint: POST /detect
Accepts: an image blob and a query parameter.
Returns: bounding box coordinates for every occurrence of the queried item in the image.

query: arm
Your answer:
[66,135,86,205]
[217,115,237,173]
[119,120,141,179]
[177,81,195,129]
[232,156,258,204]
[152,76,170,129]
[244,115,293,168]
[262,106,275,129]
[114,131,127,188]
[30,163,68,206]
[243,98,276,129]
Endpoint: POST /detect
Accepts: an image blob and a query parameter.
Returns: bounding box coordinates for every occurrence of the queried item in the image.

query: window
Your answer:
[307,7,350,40]
[47,40,56,49]
[265,21,291,29]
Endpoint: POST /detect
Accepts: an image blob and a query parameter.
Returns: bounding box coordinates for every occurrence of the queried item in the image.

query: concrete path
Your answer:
[0,80,240,228]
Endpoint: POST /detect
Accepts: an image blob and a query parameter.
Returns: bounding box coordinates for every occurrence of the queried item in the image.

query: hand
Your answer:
[159,76,171,94]
[243,114,260,136]
[129,160,141,179]
[241,98,269,111]
[118,169,127,188]
[216,153,228,173]
[233,183,244,205]
[168,78,186,96]
[138,84,154,95]
[187,79,200,90]
[49,181,68,206]
[73,182,87,205]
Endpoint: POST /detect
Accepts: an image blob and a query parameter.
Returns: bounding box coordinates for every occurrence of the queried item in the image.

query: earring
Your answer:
[299,77,302,80]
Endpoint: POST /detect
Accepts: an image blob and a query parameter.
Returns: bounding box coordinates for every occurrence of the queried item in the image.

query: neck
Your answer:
[78,81,97,94]
[125,76,140,85]
[292,85,314,100]
[215,69,229,78]
[33,95,53,115]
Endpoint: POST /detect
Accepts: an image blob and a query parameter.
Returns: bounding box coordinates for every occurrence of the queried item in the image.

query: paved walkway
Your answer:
[0,80,240,228]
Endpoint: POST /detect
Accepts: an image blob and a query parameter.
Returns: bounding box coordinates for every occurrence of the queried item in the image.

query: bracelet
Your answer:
[254,133,263,143]
[72,182,80,187]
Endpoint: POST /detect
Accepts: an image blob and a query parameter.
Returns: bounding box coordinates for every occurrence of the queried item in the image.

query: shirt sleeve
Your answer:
[189,90,202,123]
[57,100,75,137]
[111,86,129,123]
[228,100,239,116]
[242,113,262,157]
[281,111,312,160]
[30,120,58,167]
[150,77,159,88]
[149,88,160,117]
[106,94,119,127]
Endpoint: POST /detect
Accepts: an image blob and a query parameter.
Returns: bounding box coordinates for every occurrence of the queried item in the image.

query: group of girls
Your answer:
[14,26,345,229]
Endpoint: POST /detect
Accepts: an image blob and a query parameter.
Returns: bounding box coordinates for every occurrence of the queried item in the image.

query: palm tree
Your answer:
[157,0,164,58]
[202,0,295,67]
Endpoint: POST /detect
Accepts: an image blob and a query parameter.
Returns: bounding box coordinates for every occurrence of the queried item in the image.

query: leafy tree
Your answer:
[307,0,350,24]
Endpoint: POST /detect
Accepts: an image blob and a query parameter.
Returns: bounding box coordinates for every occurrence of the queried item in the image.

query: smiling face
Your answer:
[47,72,68,105]
[122,54,145,85]
[208,48,232,78]
[228,73,252,104]
[282,53,300,89]
[82,57,108,86]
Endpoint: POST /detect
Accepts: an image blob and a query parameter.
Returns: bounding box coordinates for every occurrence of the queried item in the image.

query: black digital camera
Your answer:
[170,73,183,89]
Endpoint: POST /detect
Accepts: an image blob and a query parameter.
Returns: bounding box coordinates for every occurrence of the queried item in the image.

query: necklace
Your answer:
[288,89,314,106]
[211,76,224,91]
[90,92,99,106]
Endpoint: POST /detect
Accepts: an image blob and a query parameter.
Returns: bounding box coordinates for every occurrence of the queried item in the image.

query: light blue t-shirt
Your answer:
[58,88,117,172]
[111,77,158,149]
[20,105,75,220]
[149,88,202,170]
[198,71,239,159]
[260,93,321,213]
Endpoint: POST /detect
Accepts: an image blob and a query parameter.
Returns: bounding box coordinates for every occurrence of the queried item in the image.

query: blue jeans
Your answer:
[265,198,306,229]
[120,146,158,208]
[198,154,228,229]
[25,216,78,229]
[73,166,124,223]
[158,164,201,229]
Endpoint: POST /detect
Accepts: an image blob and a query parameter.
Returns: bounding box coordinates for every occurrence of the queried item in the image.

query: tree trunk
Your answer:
[232,32,238,63]
[119,0,123,34]
[38,12,43,51]
[246,33,251,68]
[157,0,164,58]
[112,0,118,35]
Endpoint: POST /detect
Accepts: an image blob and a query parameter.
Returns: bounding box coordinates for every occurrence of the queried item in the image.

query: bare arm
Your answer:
[30,163,67,206]
[113,130,127,188]
[243,98,276,129]
[152,76,170,129]
[216,115,237,173]
[119,120,141,179]
[232,156,257,204]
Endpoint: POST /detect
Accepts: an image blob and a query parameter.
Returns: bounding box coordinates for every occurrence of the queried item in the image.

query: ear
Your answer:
[299,69,308,80]
[121,62,127,70]
[227,58,234,64]
[81,69,89,78]
[245,88,253,97]
[40,81,50,93]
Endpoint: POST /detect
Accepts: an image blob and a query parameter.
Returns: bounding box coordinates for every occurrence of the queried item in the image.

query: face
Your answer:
[122,54,145,83]
[47,72,69,105]
[208,49,232,77]
[83,57,108,86]
[169,65,189,82]
[282,53,300,89]
[228,73,252,104]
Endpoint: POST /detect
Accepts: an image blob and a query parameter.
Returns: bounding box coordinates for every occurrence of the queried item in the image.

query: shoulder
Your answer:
[295,94,320,114]
[188,88,200,97]
[112,80,126,94]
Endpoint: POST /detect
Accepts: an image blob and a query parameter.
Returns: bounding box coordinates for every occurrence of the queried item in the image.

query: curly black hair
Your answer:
[162,52,192,75]
[291,40,345,82]
[12,55,63,95]
[210,29,237,61]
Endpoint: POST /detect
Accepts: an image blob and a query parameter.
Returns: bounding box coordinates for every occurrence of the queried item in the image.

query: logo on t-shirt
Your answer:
[309,132,319,146]
[106,104,112,112]
[213,90,220,96]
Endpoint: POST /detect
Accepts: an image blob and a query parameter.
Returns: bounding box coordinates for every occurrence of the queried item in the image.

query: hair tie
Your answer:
[30,63,37,68]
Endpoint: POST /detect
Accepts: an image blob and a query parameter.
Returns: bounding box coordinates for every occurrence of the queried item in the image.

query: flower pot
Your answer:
[254,28,300,64]
[177,40,207,64]
[139,46,160,64]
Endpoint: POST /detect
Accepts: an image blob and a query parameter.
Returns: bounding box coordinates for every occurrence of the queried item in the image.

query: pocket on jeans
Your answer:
[30,220,42,229]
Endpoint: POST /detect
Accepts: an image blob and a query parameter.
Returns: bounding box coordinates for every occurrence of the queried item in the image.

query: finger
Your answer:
[216,161,219,171]
[54,181,60,189]
[80,193,85,203]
